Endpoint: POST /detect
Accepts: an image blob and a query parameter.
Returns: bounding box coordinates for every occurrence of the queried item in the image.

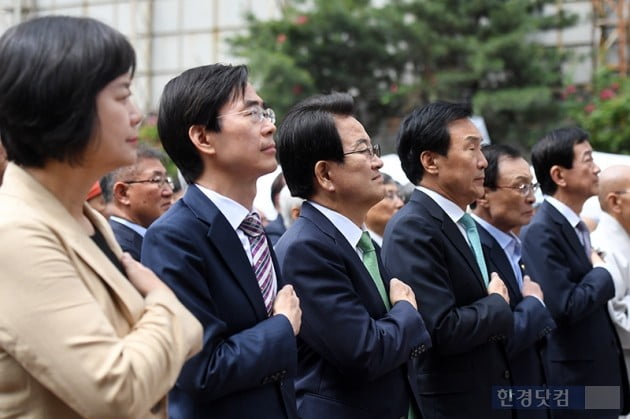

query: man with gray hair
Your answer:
[108,144,174,260]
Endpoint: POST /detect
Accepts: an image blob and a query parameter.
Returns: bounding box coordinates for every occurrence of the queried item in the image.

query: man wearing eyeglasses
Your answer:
[521,127,630,418]
[141,64,301,419]
[107,144,173,260]
[365,173,404,247]
[274,92,430,419]
[471,144,555,419]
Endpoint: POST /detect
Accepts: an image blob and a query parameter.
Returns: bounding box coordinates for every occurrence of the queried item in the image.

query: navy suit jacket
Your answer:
[477,223,556,419]
[521,200,630,418]
[141,185,298,419]
[109,218,143,261]
[265,214,286,246]
[274,202,431,419]
[382,189,514,419]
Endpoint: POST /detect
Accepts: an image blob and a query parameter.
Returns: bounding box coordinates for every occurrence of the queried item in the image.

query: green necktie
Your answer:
[357,231,390,309]
[458,213,489,286]
[357,231,416,419]
[358,232,416,419]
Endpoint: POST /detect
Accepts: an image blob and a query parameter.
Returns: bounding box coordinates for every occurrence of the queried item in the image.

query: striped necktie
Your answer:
[240,213,275,315]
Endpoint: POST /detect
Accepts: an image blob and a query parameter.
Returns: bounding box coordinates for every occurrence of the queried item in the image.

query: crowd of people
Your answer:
[1,15,630,419]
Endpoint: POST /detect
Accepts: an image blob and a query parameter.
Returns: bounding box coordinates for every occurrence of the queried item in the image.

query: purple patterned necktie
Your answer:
[576,221,592,259]
[239,213,275,315]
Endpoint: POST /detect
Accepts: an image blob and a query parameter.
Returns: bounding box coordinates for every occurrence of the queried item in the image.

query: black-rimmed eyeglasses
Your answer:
[343,144,381,158]
[496,182,539,196]
[124,176,174,189]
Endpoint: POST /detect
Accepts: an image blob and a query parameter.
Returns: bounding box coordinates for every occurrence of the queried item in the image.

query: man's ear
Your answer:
[112,181,131,206]
[314,160,335,193]
[549,165,566,189]
[420,151,439,175]
[188,124,216,156]
[476,189,491,209]
[607,192,623,215]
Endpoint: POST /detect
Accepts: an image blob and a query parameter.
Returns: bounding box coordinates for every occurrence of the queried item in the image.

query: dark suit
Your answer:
[521,200,630,418]
[141,185,298,419]
[477,222,556,419]
[382,189,514,419]
[265,214,286,245]
[109,218,143,261]
[274,202,430,419]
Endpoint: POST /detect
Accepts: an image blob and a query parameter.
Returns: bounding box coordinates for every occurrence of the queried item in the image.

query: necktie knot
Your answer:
[357,231,376,254]
[459,213,476,230]
[240,213,264,237]
[576,220,589,234]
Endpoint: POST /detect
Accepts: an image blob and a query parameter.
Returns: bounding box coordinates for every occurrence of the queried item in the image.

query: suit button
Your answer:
[420,344,426,351]
[504,370,510,380]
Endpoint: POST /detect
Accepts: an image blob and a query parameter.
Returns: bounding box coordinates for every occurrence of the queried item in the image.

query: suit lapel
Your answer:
[300,202,389,313]
[477,225,521,305]
[542,201,590,266]
[183,186,269,319]
[3,165,143,327]
[413,191,487,292]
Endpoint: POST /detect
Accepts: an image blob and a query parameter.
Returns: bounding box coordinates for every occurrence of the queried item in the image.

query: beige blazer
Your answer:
[0,163,202,419]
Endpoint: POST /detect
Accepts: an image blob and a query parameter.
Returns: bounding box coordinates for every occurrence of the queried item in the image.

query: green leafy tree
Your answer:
[562,71,630,154]
[229,0,576,151]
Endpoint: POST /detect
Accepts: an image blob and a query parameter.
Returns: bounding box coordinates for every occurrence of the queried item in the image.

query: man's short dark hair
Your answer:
[531,126,589,196]
[470,144,522,210]
[396,101,472,185]
[0,16,136,167]
[157,64,248,183]
[482,144,522,190]
[277,92,354,199]
[270,172,286,209]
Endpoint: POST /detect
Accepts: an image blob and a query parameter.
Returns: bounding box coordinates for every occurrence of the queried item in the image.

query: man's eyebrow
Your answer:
[242,99,266,108]
[348,138,370,148]
[463,135,482,143]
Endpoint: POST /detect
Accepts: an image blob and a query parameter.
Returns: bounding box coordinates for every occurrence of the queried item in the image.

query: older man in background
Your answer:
[108,145,173,260]
[366,173,404,246]
[592,165,630,398]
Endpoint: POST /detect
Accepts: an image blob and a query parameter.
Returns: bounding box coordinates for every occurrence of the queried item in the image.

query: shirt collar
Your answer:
[109,215,147,237]
[309,201,364,249]
[545,195,582,228]
[194,184,251,231]
[417,185,466,224]
[471,213,521,258]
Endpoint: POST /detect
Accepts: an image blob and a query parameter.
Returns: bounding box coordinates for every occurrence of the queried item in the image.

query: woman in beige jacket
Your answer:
[0,16,202,418]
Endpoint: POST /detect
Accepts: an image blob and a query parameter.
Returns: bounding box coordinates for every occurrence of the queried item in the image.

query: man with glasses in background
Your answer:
[274,92,430,419]
[141,64,301,419]
[107,144,173,260]
[471,144,555,419]
[521,127,630,418]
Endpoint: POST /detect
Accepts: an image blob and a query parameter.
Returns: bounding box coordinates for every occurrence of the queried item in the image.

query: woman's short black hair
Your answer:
[0,15,136,167]
[276,92,354,200]
[157,64,248,184]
